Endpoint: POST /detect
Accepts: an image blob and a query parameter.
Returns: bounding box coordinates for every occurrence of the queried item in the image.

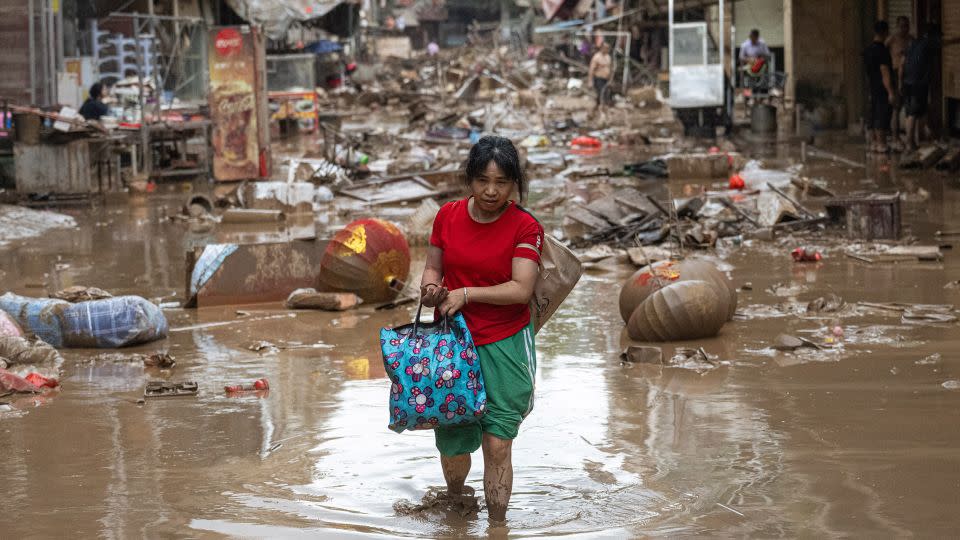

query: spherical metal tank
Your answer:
[626,280,727,342]
[619,259,737,323]
[318,218,411,303]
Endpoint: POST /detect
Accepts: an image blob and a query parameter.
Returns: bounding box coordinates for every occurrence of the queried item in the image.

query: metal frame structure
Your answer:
[106,12,208,177]
[667,0,725,109]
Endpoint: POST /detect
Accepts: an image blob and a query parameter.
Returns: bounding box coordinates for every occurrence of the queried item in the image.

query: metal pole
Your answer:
[150,16,161,123]
[56,0,64,73]
[48,0,56,103]
[135,15,150,176]
[40,0,47,104]
[28,0,36,104]
[668,0,674,69]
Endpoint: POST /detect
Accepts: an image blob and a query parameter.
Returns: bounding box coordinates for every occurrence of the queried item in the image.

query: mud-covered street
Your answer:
[2,140,959,537]
[3,0,960,536]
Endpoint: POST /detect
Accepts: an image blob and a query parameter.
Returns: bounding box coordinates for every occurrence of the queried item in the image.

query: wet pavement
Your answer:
[1,140,960,537]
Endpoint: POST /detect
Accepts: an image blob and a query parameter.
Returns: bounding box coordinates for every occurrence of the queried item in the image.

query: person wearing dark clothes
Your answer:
[78,82,109,121]
[902,24,938,151]
[863,21,896,153]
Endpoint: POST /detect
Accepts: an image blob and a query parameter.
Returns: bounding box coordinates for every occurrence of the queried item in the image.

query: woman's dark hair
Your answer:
[89,82,103,100]
[464,135,526,201]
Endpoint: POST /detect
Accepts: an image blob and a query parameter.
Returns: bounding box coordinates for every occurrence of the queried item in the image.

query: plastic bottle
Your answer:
[224,378,269,394]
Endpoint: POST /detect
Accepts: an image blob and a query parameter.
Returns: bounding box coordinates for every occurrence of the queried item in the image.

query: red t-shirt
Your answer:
[430,198,543,345]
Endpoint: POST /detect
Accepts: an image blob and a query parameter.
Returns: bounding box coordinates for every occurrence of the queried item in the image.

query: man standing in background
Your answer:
[902,23,939,152]
[863,21,896,154]
[885,16,913,151]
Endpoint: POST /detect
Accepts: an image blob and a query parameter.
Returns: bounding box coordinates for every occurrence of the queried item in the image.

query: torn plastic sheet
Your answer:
[225,0,343,39]
[190,244,239,297]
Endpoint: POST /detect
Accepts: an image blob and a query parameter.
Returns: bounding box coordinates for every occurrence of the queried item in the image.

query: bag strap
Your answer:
[411,302,450,337]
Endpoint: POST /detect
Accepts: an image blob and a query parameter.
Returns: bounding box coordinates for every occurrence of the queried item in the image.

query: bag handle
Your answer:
[411,302,450,338]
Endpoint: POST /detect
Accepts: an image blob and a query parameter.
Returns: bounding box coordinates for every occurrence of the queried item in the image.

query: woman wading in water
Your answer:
[420,136,543,523]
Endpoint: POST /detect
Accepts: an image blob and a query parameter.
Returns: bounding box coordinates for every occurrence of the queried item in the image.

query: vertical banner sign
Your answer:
[209,26,259,181]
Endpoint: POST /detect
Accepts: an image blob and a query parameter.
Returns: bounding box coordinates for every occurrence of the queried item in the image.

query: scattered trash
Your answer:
[248,341,280,354]
[619,346,663,364]
[570,136,601,148]
[285,288,362,311]
[773,334,823,351]
[792,247,822,262]
[916,353,941,365]
[51,286,113,303]
[807,293,845,313]
[0,312,24,338]
[0,369,42,396]
[728,173,745,190]
[845,245,942,263]
[144,381,198,398]
[24,372,58,389]
[143,353,176,368]
[224,378,270,394]
[0,336,64,368]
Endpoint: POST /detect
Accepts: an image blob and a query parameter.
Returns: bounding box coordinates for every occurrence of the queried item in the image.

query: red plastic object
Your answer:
[225,378,270,394]
[0,369,41,394]
[791,247,822,262]
[570,136,601,148]
[728,173,745,190]
[708,146,720,154]
[24,372,59,389]
[751,57,766,73]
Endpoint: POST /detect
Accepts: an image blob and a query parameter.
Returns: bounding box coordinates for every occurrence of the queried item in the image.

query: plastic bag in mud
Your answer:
[0,336,64,367]
[61,296,168,348]
[0,311,24,338]
[0,293,168,348]
[0,293,70,347]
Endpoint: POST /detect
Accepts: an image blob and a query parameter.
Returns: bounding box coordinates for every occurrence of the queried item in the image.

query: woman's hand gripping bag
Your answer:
[380,306,486,433]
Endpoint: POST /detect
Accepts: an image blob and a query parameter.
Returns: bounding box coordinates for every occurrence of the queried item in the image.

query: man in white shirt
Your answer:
[739,29,771,66]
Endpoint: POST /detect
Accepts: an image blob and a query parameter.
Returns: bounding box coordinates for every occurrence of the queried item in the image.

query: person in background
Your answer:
[739,29,772,99]
[902,23,939,151]
[738,29,771,68]
[78,82,109,121]
[863,20,896,154]
[588,42,612,110]
[885,16,913,150]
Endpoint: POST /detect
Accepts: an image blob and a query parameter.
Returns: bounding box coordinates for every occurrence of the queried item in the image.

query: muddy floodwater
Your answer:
[2,143,960,537]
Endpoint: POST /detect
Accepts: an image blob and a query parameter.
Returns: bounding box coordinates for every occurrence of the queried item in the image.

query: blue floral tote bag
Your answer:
[380,304,486,433]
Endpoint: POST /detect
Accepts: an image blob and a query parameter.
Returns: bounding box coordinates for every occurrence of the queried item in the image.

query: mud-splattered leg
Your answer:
[481,432,513,523]
[440,453,471,495]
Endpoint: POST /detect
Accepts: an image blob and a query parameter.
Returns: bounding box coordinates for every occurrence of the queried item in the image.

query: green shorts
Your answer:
[434,321,536,456]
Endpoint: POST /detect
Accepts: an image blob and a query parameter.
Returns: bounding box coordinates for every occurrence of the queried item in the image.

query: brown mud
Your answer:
[1,140,959,537]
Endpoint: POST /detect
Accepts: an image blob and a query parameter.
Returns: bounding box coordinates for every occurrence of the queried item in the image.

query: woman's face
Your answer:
[469,160,514,213]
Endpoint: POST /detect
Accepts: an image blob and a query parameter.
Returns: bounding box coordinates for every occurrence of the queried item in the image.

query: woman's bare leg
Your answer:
[481,433,513,522]
[440,453,471,495]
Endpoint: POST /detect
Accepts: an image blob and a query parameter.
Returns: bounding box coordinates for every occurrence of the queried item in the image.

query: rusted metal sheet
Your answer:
[14,141,93,195]
[185,239,328,308]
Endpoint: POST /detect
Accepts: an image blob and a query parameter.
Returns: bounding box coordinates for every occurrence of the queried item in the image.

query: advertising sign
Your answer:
[209,26,259,181]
